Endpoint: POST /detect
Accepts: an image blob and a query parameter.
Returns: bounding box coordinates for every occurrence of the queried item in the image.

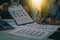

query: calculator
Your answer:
[0,21,14,31]
[8,5,33,26]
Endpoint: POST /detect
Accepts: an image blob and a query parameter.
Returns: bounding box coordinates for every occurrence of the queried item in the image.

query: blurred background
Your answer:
[19,0,55,20]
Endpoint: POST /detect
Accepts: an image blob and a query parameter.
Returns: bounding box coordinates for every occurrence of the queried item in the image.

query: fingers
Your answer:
[46,18,52,23]
[36,16,42,24]
[46,18,60,24]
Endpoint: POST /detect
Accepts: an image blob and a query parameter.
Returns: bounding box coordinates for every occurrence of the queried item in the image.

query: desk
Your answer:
[0,24,59,40]
[0,27,55,40]
[0,31,36,40]
[0,26,36,40]
[0,31,54,40]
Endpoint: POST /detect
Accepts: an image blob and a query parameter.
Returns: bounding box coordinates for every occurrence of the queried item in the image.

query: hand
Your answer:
[0,3,9,11]
[46,18,59,24]
[36,16,43,24]
[46,18,52,24]
[54,21,60,24]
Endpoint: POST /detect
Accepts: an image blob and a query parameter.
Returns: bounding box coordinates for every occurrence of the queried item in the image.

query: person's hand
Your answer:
[46,18,52,24]
[55,21,60,24]
[36,16,43,24]
[46,18,60,24]
[0,3,9,11]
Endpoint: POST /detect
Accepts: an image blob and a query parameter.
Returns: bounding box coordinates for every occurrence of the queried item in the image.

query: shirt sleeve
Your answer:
[0,0,11,5]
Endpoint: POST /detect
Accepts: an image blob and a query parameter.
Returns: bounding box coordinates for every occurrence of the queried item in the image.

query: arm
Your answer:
[36,13,49,24]
[36,6,52,24]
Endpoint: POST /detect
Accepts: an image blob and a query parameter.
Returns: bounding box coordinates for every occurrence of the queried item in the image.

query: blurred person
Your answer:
[36,0,60,25]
